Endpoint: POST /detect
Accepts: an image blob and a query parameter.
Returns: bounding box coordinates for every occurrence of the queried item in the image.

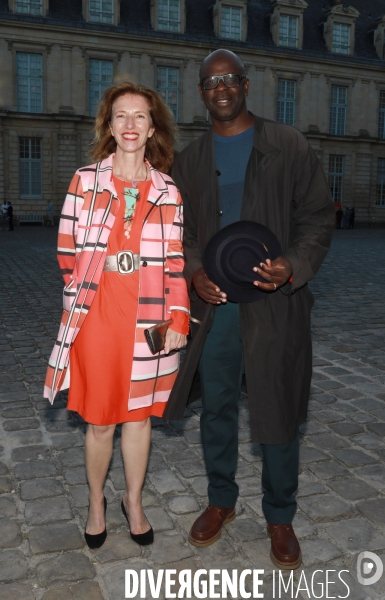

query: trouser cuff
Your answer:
[208,491,238,509]
[262,500,297,524]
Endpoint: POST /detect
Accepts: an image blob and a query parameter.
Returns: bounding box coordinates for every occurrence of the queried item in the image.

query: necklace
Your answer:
[121,165,149,239]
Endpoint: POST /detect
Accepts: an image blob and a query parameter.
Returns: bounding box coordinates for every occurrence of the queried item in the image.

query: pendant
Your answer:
[122,186,140,239]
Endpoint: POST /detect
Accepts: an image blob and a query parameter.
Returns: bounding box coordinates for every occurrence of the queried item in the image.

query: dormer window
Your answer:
[332,23,350,55]
[279,15,298,48]
[158,0,180,31]
[270,0,308,51]
[221,5,242,40]
[89,0,113,24]
[323,4,359,57]
[374,15,385,60]
[11,0,48,15]
[151,0,185,33]
[15,0,42,14]
[213,0,247,42]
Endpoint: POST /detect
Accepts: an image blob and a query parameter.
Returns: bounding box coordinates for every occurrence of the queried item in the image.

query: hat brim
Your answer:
[202,221,282,303]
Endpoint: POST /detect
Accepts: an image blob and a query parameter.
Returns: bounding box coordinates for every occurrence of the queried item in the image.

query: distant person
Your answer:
[6,202,13,231]
[46,201,54,226]
[349,207,355,229]
[342,207,351,229]
[1,201,7,230]
[336,208,343,229]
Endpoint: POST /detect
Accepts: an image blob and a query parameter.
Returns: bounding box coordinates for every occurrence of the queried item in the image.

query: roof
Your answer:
[1,0,385,65]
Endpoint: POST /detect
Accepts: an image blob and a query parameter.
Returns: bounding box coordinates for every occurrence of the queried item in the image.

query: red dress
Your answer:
[67,177,188,425]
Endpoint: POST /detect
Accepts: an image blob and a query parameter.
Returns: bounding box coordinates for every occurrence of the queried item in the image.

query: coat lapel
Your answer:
[196,129,220,247]
[241,116,281,222]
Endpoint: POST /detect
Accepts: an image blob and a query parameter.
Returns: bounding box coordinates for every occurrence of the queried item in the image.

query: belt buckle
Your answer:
[117,251,134,274]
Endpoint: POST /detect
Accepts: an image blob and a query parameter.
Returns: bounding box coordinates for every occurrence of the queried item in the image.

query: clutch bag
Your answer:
[144,319,173,354]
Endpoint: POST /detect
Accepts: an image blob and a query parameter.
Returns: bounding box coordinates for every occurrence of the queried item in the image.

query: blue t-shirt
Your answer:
[214,126,254,229]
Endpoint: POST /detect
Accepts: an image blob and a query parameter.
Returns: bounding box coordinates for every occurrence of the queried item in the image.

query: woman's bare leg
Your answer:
[121,418,152,535]
[85,423,115,534]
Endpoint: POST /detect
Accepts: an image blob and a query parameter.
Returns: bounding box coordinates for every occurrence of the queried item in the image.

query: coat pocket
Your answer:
[63,279,76,312]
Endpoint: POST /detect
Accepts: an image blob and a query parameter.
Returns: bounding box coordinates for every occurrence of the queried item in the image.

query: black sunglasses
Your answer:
[200,73,246,90]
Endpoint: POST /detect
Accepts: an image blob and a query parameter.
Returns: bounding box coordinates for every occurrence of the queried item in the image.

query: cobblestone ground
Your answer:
[0,225,384,600]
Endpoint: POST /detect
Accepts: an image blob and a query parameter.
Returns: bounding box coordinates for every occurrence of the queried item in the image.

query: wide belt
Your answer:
[103,251,140,274]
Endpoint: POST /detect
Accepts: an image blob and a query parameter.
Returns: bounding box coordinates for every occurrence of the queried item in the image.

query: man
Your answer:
[1,200,7,230]
[6,202,14,231]
[164,49,334,569]
[46,200,54,226]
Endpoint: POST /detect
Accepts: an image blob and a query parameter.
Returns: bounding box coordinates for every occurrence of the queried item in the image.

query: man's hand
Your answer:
[253,257,292,291]
[192,267,227,304]
[164,329,187,355]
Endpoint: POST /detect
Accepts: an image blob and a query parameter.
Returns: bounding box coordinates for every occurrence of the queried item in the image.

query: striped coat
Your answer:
[44,154,190,411]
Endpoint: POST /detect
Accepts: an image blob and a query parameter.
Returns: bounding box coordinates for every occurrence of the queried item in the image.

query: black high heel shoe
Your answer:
[121,500,154,546]
[85,496,107,549]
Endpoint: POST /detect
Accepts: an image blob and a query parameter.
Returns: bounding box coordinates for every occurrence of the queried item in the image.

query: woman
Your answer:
[44,82,189,549]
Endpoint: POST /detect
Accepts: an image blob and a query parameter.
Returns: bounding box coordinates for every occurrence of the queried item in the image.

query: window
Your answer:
[332,23,350,54]
[89,60,113,117]
[330,85,347,135]
[377,159,385,206]
[17,53,43,113]
[379,91,385,139]
[89,0,113,23]
[19,138,42,197]
[15,0,42,14]
[277,80,296,126]
[279,15,298,48]
[157,67,179,121]
[158,0,180,31]
[328,155,344,203]
[221,5,242,40]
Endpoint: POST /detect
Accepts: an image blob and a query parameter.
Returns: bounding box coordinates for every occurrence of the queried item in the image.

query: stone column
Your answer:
[367,80,378,138]
[245,65,259,116]
[72,46,87,116]
[262,67,276,120]
[130,53,141,83]
[253,68,265,118]
[183,59,198,124]
[354,149,372,221]
[57,125,78,200]
[51,130,58,206]
[315,74,328,134]
[116,51,131,82]
[59,46,74,113]
[140,53,153,88]
[2,127,9,203]
[46,44,61,114]
[298,72,311,132]
[350,79,363,136]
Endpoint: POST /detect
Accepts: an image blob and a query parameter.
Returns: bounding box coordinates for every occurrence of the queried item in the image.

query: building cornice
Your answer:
[1,14,385,71]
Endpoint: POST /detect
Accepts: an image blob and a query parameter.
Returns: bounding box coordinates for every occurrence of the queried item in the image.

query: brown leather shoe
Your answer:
[267,523,302,570]
[189,505,236,547]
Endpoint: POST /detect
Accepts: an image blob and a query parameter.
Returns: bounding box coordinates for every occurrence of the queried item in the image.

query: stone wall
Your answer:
[1,20,385,222]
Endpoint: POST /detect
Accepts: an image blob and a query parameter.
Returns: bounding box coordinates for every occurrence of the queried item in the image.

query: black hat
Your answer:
[202,220,282,303]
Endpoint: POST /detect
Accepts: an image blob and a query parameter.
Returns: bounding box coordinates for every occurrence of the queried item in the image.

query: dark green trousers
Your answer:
[198,301,299,524]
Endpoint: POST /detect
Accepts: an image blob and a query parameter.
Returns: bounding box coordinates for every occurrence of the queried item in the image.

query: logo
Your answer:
[357,551,384,586]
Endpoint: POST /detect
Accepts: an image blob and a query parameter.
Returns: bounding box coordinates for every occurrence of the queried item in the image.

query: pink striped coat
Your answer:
[44,154,190,410]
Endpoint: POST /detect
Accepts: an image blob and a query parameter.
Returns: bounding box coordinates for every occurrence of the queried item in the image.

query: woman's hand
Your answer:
[164,329,187,355]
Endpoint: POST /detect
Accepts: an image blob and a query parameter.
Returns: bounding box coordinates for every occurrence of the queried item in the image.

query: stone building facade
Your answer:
[1,0,385,223]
